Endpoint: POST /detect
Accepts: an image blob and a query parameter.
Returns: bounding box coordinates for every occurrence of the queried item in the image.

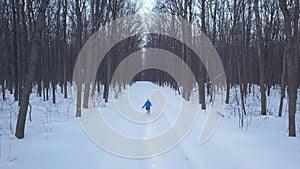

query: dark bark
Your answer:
[11,0,19,102]
[15,0,50,139]
[254,0,267,116]
[62,0,68,99]
[199,0,206,109]
[1,80,5,100]
[278,55,286,117]
[279,0,298,137]
[75,0,84,116]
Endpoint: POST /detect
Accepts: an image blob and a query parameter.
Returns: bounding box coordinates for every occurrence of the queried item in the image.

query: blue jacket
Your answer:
[142,100,152,110]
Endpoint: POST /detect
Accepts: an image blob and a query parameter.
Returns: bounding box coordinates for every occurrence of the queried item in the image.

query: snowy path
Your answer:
[0,82,299,169]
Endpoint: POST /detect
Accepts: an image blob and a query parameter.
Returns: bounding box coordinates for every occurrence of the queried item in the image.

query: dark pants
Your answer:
[146,108,150,114]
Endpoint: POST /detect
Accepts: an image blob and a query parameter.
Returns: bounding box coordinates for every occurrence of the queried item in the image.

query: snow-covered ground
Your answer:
[0,82,299,169]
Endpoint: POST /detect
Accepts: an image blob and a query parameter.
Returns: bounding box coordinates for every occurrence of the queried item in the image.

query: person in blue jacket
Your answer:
[142,98,152,114]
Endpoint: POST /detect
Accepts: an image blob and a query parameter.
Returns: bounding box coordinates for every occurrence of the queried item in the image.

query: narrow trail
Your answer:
[1,82,299,169]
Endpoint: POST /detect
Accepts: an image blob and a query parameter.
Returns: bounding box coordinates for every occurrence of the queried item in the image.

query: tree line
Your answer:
[0,0,298,138]
[0,0,140,138]
[153,0,299,136]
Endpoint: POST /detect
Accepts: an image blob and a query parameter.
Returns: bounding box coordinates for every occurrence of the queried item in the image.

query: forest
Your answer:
[0,0,299,139]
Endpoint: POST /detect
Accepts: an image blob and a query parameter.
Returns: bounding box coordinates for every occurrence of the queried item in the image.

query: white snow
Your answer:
[0,82,299,169]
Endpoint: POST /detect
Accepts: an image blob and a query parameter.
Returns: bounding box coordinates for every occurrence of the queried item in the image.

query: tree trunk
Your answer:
[62,0,68,99]
[254,0,267,116]
[75,0,84,116]
[226,0,238,105]
[199,0,206,109]
[103,80,109,103]
[11,0,19,102]
[278,56,287,117]
[279,0,298,137]
[1,80,5,100]
[52,83,56,104]
[76,81,82,117]
[15,0,49,139]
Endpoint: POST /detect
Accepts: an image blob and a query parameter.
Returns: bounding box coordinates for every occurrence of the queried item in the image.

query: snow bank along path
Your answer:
[0,82,299,169]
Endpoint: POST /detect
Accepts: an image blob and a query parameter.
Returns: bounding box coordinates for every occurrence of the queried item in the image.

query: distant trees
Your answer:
[0,0,140,138]
[154,0,298,134]
[0,0,298,138]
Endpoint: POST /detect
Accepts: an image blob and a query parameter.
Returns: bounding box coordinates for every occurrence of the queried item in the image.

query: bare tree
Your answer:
[11,0,20,102]
[75,0,85,117]
[0,0,296,139]
[254,0,267,116]
[279,0,298,137]
[62,0,68,99]
[199,0,206,109]
[15,0,50,139]
[225,0,238,104]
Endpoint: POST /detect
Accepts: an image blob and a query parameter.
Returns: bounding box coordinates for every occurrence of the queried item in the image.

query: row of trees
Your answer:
[0,0,298,138]
[154,0,299,136]
[0,0,141,138]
